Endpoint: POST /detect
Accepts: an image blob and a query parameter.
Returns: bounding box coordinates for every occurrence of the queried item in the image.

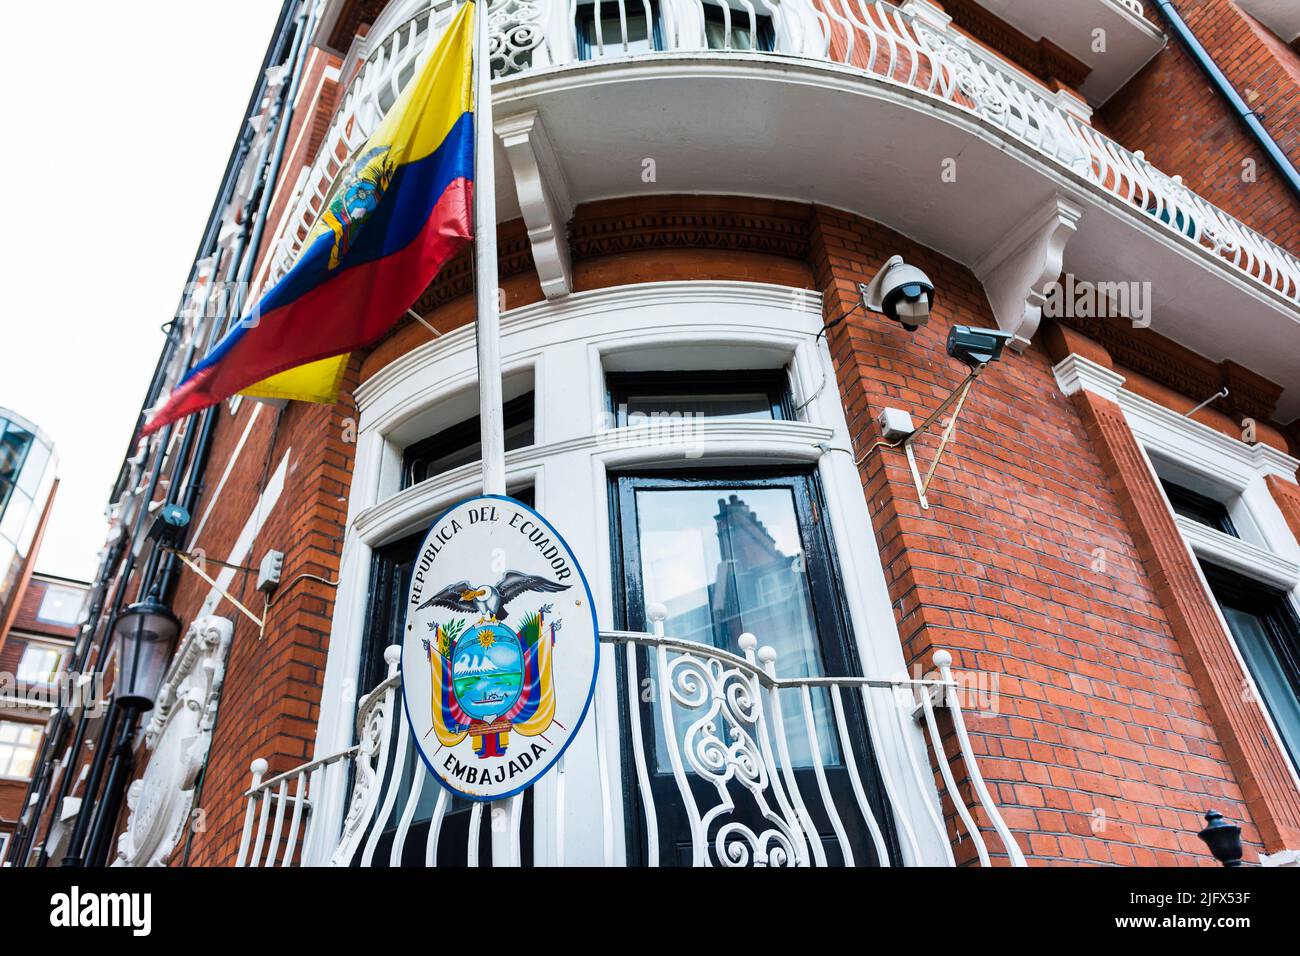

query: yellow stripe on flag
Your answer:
[238,4,476,405]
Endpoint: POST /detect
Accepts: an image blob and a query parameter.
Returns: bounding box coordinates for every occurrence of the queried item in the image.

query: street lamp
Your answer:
[111,592,180,711]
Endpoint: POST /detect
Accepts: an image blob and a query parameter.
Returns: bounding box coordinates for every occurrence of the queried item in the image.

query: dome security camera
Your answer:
[858,255,936,331]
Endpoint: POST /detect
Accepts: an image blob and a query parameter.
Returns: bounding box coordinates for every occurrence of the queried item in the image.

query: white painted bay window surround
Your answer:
[298,281,995,867]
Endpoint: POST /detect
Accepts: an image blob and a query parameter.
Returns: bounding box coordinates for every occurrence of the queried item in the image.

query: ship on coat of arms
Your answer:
[418,571,569,758]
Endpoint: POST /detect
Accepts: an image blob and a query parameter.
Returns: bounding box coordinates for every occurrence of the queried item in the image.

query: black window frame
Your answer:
[400,391,535,491]
[608,466,900,865]
[1161,479,1238,537]
[606,369,794,426]
[1202,562,1300,768]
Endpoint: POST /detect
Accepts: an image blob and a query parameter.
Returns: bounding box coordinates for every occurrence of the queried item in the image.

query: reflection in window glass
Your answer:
[0,424,32,485]
[16,440,50,496]
[36,586,83,626]
[0,720,41,778]
[403,393,534,490]
[633,486,838,766]
[17,646,63,685]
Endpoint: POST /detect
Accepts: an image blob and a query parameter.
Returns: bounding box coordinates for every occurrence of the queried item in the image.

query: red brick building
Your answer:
[13,0,1300,868]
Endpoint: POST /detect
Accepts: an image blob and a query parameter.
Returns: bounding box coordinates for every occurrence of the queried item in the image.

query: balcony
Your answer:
[268,0,1300,415]
[965,0,1165,104]
[236,623,1026,866]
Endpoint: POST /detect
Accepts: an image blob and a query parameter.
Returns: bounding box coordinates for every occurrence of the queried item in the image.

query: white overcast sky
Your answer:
[0,1,284,581]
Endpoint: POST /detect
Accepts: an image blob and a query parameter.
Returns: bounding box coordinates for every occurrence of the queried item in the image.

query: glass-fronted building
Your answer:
[0,409,57,631]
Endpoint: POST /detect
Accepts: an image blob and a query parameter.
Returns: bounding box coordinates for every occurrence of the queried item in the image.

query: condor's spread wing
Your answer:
[494,571,570,621]
[416,580,477,614]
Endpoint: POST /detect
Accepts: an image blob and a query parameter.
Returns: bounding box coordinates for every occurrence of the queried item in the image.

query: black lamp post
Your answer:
[111,593,181,712]
[61,592,180,866]
[1198,810,1244,867]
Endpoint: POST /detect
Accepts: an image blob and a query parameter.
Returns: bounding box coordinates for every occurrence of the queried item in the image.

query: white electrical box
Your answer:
[257,550,284,594]
[878,407,916,442]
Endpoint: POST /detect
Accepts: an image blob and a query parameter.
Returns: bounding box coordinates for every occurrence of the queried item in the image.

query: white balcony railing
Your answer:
[236,625,1024,867]
[257,0,1300,309]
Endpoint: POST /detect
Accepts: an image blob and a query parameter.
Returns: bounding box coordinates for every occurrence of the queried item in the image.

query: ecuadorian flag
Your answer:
[144,4,476,434]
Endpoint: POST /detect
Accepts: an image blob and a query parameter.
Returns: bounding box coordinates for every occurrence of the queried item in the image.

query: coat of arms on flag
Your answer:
[402,496,599,800]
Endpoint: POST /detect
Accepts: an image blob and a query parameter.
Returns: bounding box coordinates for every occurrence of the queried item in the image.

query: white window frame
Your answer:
[311,280,951,865]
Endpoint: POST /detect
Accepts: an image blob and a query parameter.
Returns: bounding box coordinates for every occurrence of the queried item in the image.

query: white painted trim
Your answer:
[1175,516,1300,593]
[197,449,291,618]
[191,403,265,546]
[313,279,951,866]
[1051,353,1126,403]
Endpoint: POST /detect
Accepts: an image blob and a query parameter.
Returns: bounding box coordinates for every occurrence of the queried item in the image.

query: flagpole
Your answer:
[471,0,519,867]
[472,0,506,499]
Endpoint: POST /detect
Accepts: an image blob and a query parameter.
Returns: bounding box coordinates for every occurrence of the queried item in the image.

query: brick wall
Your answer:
[808,205,1267,864]
[161,368,359,867]
[1101,0,1300,250]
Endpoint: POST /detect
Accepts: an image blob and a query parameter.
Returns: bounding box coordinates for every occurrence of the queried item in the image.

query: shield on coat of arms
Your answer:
[401,495,599,800]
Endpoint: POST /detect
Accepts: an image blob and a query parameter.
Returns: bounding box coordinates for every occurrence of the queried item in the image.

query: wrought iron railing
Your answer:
[236,623,1025,867]
[253,0,1299,311]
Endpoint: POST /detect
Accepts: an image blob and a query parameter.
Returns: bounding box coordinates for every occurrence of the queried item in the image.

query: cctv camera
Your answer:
[946,326,1014,369]
[859,255,936,331]
[146,503,191,549]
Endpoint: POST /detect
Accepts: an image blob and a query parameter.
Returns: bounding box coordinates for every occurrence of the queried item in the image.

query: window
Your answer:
[36,585,83,626]
[701,2,775,51]
[1161,479,1237,537]
[401,392,534,490]
[607,369,792,426]
[17,644,64,685]
[576,1,662,60]
[1202,564,1300,769]
[612,470,896,865]
[575,1,774,60]
[0,831,9,865]
[0,721,41,778]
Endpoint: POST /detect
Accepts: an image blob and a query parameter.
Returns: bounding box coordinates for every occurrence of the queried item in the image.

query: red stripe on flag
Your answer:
[143,180,472,434]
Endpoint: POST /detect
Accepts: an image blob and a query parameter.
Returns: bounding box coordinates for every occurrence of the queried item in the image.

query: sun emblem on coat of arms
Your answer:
[418,571,570,759]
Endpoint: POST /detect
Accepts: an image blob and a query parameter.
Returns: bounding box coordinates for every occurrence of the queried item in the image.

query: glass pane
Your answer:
[621,391,772,424]
[1222,604,1300,766]
[37,585,83,626]
[634,485,838,767]
[583,10,653,56]
[0,425,32,485]
[0,489,31,543]
[704,19,754,50]
[18,647,62,684]
[16,439,50,496]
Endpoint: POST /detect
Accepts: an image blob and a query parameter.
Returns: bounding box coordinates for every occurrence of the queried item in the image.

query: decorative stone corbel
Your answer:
[495,110,574,300]
[974,195,1083,351]
[112,615,233,867]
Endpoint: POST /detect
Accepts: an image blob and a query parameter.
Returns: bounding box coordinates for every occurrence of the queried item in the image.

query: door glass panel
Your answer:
[632,485,838,767]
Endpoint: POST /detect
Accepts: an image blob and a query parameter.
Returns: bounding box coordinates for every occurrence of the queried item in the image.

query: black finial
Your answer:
[1197,810,1243,867]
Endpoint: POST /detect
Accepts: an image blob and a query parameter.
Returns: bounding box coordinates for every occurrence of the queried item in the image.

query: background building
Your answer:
[0,407,87,864]
[13,0,1300,868]
[0,409,58,637]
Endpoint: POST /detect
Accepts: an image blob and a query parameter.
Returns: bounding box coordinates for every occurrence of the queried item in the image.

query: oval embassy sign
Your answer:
[401,495,599,800]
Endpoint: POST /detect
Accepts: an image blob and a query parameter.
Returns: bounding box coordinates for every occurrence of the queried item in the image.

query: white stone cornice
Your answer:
[1175,515,1300,592]
[495,109,574,299]
[1052,353,1126,403]
[974,195,1084,350]
[1119,388,1300,487]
